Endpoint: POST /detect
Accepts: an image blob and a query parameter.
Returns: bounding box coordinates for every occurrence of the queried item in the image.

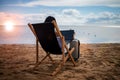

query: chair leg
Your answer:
[68,48,76,66]
[36,39,39,64]
[34,53,50,68]
[51,48,76,76]
[69,54,76,66]
[51,61,64,76]
[51,51,72,76]
[48,54,55,64]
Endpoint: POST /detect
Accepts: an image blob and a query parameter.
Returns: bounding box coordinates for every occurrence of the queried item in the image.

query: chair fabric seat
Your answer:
[33,23,62,54]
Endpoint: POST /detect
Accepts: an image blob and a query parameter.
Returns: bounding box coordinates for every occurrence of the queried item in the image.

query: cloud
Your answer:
[62,9,80,17]
[86,11,120,25]
[58,9,87,25]
[17,0,120,7]
[23,14,46,23]
[55,9,120,25]
[0,12,24,25]
[0,9,120,26]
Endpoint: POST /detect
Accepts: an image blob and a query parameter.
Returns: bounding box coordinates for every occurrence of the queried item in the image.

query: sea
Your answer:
[0,25,120,44]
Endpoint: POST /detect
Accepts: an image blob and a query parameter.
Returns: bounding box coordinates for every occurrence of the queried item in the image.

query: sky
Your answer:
[0,0,120,44]
[0,0,120,26]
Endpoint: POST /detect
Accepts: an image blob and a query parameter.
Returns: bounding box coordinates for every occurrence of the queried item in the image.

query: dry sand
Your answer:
[0,43,120,80]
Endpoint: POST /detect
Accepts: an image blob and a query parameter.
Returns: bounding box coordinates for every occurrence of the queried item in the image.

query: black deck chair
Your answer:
[28,21,76,76]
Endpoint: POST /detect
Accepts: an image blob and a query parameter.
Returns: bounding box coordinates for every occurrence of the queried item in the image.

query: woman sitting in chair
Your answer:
[44,16,62,48]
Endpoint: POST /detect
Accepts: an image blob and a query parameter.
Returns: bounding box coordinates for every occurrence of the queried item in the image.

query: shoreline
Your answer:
[0,43,120,46]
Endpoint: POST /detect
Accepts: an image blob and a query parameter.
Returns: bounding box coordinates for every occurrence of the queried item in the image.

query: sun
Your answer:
[4,21,14,31]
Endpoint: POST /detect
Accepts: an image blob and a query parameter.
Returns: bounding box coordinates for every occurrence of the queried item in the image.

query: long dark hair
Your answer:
[44,16,56,23]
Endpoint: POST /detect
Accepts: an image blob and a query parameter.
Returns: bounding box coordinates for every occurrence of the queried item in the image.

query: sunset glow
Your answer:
[4,21,14,31]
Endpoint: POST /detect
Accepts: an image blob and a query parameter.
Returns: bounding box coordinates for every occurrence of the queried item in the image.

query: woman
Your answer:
[44,16,62,48]
[44,16,56,23]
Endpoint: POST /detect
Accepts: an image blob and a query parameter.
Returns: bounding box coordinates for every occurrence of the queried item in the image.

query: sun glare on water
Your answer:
[4,21,14,32]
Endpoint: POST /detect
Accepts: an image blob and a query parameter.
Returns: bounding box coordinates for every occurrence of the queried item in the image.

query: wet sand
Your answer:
[0,43,120,80]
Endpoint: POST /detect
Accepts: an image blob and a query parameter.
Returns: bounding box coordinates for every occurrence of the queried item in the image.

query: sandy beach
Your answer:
[0,43,120,80]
